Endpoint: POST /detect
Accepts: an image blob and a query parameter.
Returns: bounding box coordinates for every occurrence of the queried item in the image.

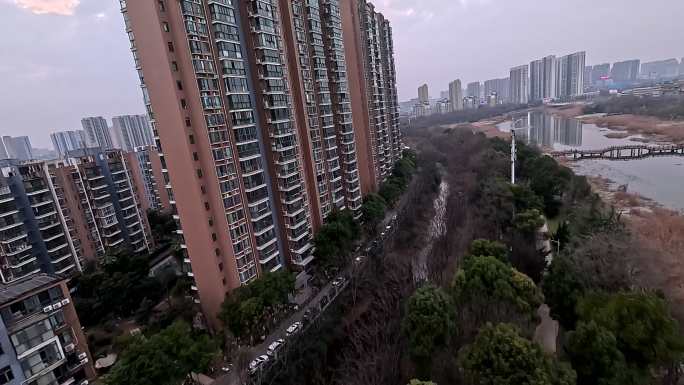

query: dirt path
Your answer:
[534,304,559,354]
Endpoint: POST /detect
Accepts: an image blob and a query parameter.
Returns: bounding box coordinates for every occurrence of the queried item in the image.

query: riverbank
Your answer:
[544,105,684,144]
[578,167,684,328]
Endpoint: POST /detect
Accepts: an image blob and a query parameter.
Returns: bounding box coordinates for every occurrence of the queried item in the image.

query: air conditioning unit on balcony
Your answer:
[77,352,87,360]
[61,298,70,306]
[53,302,62,309]
[64,343,75,352]
[43,305,53,313]
[80,381,89,385]
[80,358,89,365]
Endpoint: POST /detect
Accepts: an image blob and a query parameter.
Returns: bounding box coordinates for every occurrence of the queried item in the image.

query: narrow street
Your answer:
[213,179,416,385]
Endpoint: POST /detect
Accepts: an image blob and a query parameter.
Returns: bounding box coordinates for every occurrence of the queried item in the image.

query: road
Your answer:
[212,174,420,385]
[213,206,406,385]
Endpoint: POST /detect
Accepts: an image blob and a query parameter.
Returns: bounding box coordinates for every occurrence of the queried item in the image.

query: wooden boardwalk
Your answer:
[551,144,684,161]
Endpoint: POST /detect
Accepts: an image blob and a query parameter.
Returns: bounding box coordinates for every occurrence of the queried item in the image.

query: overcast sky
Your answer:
[1,0,682,148]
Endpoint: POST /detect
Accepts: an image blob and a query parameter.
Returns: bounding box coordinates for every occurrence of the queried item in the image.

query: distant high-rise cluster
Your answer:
[120,0,402,326]
[0,136,33,161]
[526,51,585,103]
[50,130,85,158]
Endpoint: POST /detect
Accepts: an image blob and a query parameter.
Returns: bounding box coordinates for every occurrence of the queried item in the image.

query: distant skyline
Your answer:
[1,0,683,147]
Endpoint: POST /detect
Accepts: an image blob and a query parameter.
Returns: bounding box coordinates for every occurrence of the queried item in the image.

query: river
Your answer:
[497,111,684,211]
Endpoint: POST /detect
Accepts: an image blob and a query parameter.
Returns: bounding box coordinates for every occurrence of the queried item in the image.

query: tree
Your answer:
[314,210,360,268]
[510,183,544,212]
[566,321,635,385]
[72,249,166,326]
[402,285,455,359]
[577,291,684,370]
[467,239,508,263]
[459,323,576,385]
[219,271,295,338]
[514,209,545,235]
[362,193,388,227]
[379,179,404,206]
[541,256,586,330]
[105,321,218,385]
[451,256,543,326]
[147,209,177,244]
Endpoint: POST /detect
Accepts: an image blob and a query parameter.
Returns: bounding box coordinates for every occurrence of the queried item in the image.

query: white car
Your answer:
[286,322,302,336]
[332,276,346,288]
[248,355,269,375]
[267,339,285,357]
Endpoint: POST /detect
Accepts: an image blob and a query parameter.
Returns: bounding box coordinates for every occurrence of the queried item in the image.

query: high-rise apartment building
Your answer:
[529,60,543,102]
[81,117,114,150]
[640,58,680,80]
[50,131,86,159]
[509,65,529,104]
[418,84,429,104]
[125,146,171,213]
[541,55,557,99]
[583,66,592,88]
[49,149,152,261]
[1,137,33,162]
[679,58,684,75]
[0,161,82,282]
[555,51,585,99]
[591,63,610,85]
[449,79,463,111]
[611,59,640,83]
[466,82,481,101]
[111,115,155,151]
[343,0,402,190]
[483,78,509,104]
[0,274,95,385]
[121,0,401,326]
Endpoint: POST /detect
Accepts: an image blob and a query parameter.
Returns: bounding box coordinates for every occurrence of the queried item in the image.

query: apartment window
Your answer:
[162,22,170,32]
[228,94,251,110]
[180,99,187,109]
[188,134,195,143]
[209,219,214,227]
[218,262,223,271]
[193,152,199,161]
[225,77,248,93]
[212,233,217,241]
[201,185,206,194]
[171,61,178,71]
[0,366,13,384]
[167,42,174,52]
[185,118,192,127]
[176,80,183,90]
[158,0,165,11]
[215,248,220,256]
[197,169,203,178]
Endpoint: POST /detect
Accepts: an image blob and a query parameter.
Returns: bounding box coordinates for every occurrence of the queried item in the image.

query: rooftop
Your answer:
[0,274,62,305]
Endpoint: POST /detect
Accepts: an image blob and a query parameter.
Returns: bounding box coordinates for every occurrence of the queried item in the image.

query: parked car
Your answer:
[286,321,302,336]
[267,339,285,357]
[248,355,269,375]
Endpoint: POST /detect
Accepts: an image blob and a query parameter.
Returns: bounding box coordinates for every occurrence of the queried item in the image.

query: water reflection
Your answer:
[510,112,582,147]
[497,111,684,212]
